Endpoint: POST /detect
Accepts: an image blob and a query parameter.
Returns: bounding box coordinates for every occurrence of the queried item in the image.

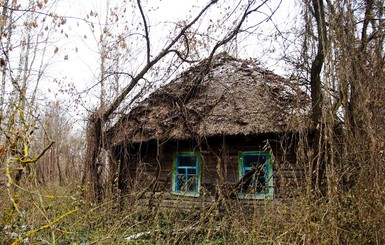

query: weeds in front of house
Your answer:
[1,181,384,244]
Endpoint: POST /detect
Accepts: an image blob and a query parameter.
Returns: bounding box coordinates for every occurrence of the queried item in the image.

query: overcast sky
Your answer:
[52,1,298,81]
[38,0,300,124]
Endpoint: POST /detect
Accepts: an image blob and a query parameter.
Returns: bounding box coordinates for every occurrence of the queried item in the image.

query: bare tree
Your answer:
[32,101,84,186]
[297,0,385,242]
[0,0,70,232]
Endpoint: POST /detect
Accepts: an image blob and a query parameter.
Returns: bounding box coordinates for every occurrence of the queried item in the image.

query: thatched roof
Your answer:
[108,52,310,146]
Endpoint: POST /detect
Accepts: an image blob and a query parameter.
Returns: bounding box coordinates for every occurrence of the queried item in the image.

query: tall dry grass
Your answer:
[1,177,384,244]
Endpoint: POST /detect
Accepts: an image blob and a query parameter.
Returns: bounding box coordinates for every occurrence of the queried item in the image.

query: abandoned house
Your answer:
[107,52,310,208]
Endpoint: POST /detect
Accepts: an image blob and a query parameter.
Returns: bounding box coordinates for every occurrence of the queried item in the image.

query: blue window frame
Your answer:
[238,151,273,199]
[172,152,200,197]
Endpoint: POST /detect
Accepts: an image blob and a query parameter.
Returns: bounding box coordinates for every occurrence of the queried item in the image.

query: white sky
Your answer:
[35,0,301,125]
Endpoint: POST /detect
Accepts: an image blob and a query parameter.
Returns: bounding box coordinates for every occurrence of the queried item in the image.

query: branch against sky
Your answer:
[137,0,151,64]
[54,0,285,117]
[0,0,288,126]
[100,0,219,121]
[94,0,277,121]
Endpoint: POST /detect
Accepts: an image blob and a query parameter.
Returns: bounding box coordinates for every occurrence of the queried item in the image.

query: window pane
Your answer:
[186,176,197,192]
[241,170,255,192]
[243,154,267,168]
[241,153,268,195]
[187,168,196,175]
[176,173,197,192]
[256,176,266,193]
[177,168,185,175]
[177,155,196,167]
[177,174,186,191]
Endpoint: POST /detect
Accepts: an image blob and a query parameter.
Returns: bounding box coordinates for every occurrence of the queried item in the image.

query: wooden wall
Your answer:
[112,133,305,205]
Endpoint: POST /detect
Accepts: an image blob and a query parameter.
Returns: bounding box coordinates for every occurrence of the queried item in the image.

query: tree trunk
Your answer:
[309,0,327,195]
[84,112,104,202]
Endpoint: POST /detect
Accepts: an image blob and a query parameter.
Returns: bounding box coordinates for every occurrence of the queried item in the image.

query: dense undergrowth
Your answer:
[1,182,384,244]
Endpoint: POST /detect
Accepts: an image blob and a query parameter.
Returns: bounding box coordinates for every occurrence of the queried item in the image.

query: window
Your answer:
[238,151,273,199]
[172,152,200,197]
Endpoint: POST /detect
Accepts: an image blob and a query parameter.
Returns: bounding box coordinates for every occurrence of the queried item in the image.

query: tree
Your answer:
[297,0,385,242]
[0,0,78,239]
[305,0,328,195]
[301,0,384,190]
[33,101,84,185]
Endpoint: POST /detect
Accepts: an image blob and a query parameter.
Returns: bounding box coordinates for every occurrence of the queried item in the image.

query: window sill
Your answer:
[171,191,200,198]
[237,193,273,200]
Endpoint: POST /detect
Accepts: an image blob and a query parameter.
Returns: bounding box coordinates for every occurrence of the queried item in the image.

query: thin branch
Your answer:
[101,0,219,121]
[18,141,55,164]
[78,72,134,95]
[210,0,269,60]
[11,209,77,245]
[167,49,199,63]
[137,0,151,64]
[360,0,374,50]
[0,4,109,26]
[183,0,270,104]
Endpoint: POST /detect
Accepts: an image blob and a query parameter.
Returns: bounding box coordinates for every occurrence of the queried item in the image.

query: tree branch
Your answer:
[137,0,151,64]
[184,0,269,104]
[101,0,219,121]
[18,141,55,164]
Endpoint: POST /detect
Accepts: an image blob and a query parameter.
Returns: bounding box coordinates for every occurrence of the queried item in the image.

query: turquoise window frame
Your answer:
[238,151,273,200]
[172,152,201,197]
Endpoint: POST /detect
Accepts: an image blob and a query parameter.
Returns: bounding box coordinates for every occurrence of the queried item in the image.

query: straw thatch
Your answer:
[109,52,310,146]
